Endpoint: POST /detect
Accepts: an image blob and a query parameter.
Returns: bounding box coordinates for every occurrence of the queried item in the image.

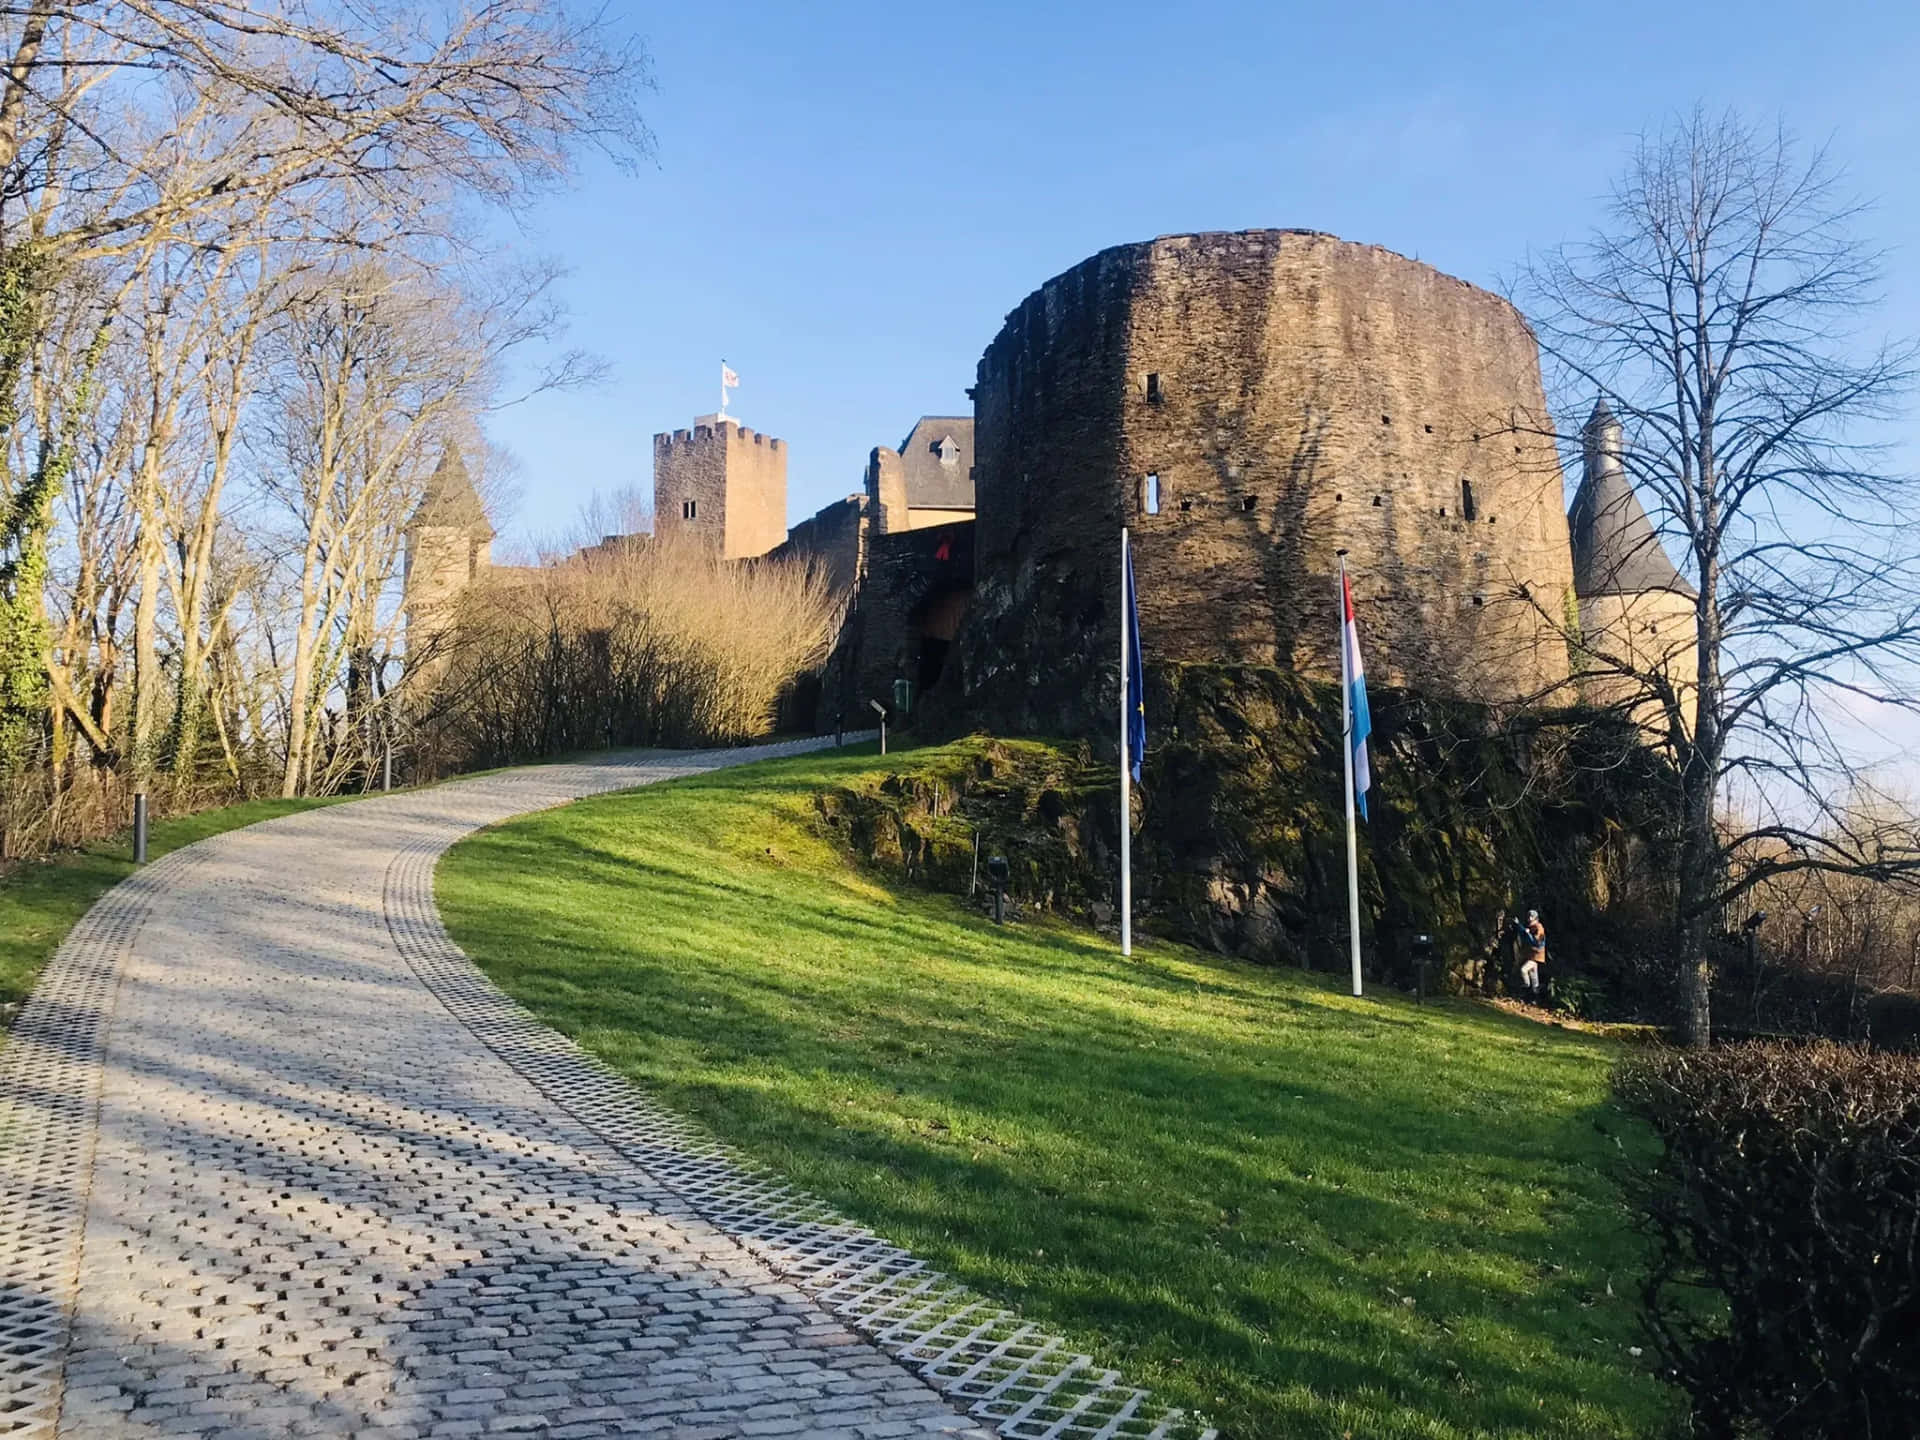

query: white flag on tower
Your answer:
[720,362,740,415]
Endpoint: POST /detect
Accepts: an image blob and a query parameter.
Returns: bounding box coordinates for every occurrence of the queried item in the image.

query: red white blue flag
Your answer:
[1342,570,1372,821]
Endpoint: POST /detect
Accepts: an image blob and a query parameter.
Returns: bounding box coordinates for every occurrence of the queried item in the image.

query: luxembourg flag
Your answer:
[1341,567,1373,821]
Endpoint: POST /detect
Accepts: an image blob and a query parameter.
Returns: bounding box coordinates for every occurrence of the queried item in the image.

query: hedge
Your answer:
[1614,1041,1920,1437]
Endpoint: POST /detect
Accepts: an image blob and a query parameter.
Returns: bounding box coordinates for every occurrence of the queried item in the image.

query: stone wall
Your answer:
[852,520,975,718]
[403,525,489,661]
[952,244,1135,736]
[773,494,867,596]
[1578,588,1698,737]
[866,447,910,536]
[651,417,788,560]
[951,230,1576,740]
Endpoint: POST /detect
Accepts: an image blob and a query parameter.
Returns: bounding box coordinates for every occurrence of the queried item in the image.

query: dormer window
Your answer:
[933,435,960,466]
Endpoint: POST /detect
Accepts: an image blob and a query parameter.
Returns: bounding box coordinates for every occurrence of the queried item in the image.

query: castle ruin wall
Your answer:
[954,230,1576,735]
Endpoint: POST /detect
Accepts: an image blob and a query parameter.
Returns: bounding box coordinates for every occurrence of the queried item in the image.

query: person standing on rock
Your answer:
[1519,910,1548,1001]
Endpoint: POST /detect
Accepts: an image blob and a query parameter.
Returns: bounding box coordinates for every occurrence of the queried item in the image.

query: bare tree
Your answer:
[0,0,649,255]
[1518,109,1920,1045]
[0,0,645,851]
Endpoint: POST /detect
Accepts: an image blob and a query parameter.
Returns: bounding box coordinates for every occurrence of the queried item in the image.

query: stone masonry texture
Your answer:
[956,229,1576,737]
[653,419,789,561]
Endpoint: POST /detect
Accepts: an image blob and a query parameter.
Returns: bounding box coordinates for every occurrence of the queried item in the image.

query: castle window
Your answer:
[1460,478,1477,523]
[1424,424,1433,434]
[682,498,697,521]
[1146,373,1163,404]
[1241,494,1257,512]
[1472,594,1485,607]
[1381,414,1391,425]
[1141,473,1160,515]
[1179,498,1193,512]
[1373,495,1383,506]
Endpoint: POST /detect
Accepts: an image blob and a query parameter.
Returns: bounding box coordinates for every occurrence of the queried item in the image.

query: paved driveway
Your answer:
[0,743,1200,1440]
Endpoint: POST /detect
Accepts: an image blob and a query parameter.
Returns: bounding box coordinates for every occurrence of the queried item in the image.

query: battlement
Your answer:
[652,411,788,560]
[654,419,787,452]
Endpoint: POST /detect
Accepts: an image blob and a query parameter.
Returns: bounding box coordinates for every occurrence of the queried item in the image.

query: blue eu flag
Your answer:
[1126,542,1146,783]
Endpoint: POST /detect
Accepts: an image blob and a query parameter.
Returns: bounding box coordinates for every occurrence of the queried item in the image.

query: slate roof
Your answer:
[1569,401,1694,599]
[896,416,975,511]
[408,446,494,537]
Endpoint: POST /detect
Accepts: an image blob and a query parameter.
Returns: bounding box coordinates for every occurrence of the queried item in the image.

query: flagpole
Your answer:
[1120,526,1133,958]
[1339,551,1363,997]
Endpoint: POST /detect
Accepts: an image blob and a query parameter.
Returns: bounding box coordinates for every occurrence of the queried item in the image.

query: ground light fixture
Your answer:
[986,854,1011,924]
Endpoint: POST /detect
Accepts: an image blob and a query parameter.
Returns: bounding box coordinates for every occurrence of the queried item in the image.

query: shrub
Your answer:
[421,534,841,772]
[1552,972,1606,1019]
[1613,1042,1920,1437]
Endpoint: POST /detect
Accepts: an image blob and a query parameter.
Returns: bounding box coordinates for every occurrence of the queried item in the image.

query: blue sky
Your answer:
[474,0,1920,778]
[487,0,1920,550]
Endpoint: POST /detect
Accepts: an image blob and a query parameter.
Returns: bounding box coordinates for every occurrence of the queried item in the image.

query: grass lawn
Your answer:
[0,794,350,1009]
[438,741,1680,1440]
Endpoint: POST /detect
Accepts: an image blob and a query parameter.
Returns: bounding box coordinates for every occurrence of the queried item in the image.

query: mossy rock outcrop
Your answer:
[818,666,1679,1003]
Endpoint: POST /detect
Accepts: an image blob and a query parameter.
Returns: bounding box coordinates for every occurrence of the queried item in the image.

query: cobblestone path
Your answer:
[0,743,1206,1440]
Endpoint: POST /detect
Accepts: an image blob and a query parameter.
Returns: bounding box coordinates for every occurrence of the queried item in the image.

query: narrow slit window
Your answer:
[1142,473,1160,515]
[1460,478,1477,523]
[1145,373,1163,403]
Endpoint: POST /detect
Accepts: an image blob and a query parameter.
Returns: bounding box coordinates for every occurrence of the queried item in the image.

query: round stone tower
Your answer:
[954,229,1577,734]
[1568,399,1698,734]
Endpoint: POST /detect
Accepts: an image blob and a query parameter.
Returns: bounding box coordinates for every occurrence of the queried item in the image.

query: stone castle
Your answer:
[406,229,1697,734]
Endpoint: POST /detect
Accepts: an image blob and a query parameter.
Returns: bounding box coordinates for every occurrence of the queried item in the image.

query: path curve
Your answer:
[0,743,1204,1440]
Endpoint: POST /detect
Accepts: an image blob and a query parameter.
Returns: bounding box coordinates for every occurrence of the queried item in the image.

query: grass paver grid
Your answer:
[0,737,1200,1440]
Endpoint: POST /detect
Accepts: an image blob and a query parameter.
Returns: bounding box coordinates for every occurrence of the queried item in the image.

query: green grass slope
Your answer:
[0,795,347,1009]
[438,742,1678,1440]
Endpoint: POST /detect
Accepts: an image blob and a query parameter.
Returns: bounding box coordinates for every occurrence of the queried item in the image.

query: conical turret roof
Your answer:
[408,446,493,537]
[1569,401,1694,599]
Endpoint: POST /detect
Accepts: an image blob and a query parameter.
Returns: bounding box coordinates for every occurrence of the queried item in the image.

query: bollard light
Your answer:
[986,854,1010,924]
[1410,932,1436,1002]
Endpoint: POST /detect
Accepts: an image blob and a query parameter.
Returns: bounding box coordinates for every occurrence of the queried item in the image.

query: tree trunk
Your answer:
[1677,733,1722,1048]
[281,554,322,798]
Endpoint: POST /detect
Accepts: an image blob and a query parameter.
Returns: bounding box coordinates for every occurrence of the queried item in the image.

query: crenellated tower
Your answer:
[652,415,787,559]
